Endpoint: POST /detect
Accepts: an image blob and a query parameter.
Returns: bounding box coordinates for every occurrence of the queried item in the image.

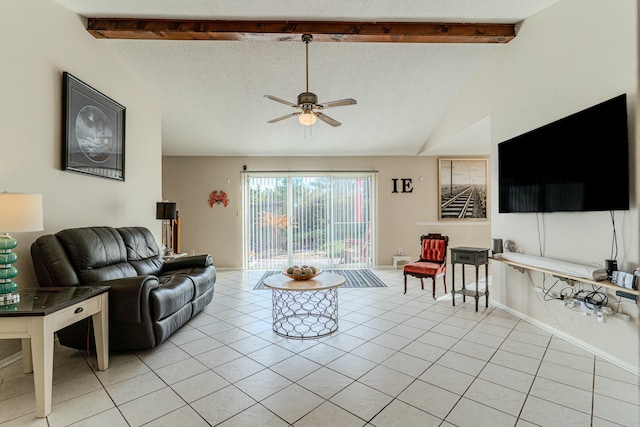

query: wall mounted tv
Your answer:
[498,94,629,213]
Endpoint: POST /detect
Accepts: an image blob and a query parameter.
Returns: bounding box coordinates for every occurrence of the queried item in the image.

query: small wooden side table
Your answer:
[393,256,412,269]
[0,286,109,418]
[450,247,489,311]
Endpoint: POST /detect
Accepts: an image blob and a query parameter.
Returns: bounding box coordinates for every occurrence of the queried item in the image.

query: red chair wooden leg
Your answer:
[404,274,407,294]
[432,277,436,299]
[420,278,424,290]
[443,275,447,294]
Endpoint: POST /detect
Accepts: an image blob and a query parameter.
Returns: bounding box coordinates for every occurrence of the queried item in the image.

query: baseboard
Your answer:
[0,351,22,369]
[1,335,60,370]
[492,301,640,376]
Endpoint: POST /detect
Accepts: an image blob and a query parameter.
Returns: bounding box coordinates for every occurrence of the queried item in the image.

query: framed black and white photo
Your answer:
[62,72,125,181]
[438,158,488,220]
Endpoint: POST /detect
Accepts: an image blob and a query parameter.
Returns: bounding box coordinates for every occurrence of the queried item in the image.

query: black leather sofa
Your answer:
[31,226,215,351]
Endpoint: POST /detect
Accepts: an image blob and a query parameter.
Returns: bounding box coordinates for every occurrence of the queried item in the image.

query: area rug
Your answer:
[253,269,387,290]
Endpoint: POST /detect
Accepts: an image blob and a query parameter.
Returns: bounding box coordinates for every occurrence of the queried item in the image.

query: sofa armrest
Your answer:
[162,254,213,272]
[92,275,159,324]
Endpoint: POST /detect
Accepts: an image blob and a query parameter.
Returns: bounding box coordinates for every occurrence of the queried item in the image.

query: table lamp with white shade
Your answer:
[0,193,44,305]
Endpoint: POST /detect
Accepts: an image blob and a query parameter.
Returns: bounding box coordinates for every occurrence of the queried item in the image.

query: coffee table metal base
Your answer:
[271,288,338,339]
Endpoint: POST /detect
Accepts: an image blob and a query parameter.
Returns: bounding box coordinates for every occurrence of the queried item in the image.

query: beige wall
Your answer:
[162,156,491,268]
[1,1,162,360]
[432,0,639,370]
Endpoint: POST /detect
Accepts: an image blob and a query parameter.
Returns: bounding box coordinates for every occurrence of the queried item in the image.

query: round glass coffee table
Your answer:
[263,272,346,339]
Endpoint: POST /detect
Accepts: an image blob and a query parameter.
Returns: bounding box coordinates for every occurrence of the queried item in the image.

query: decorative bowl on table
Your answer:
[283,265,321,280]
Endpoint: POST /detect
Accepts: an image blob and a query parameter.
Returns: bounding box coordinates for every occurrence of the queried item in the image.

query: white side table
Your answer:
[393,256,412,269]
[0,286,109,417]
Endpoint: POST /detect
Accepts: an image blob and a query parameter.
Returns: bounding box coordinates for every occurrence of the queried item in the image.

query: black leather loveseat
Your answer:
[31,226,215,351]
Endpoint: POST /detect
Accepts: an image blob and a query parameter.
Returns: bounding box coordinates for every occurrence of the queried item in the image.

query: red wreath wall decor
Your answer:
[208,190,230,207]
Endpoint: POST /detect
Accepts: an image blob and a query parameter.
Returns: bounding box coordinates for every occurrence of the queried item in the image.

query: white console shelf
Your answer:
[490,256,639,298]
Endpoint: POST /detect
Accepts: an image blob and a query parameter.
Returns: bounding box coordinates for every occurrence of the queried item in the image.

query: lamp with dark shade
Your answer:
[156,202,177,221]
[156,202,177,256]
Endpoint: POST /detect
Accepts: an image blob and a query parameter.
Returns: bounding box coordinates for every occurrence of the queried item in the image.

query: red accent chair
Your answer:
[403,234,449,298]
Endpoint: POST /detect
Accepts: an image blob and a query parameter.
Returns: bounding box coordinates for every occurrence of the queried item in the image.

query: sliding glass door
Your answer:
[244,172,375,270]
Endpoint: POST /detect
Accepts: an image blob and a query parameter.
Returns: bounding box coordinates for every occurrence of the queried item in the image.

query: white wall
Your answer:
[431,0,639,370]
[0,0,162,360]
[162,156,491,268]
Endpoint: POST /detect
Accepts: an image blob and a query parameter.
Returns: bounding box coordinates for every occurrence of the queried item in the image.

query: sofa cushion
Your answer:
[404,261,446,277]
[154,304,193,345]
[151,275,195,321]
[56,227,137,284]
[163,267,216,300]
[192,287,214,315]
[31,234,81,287]
[118,226,163,276]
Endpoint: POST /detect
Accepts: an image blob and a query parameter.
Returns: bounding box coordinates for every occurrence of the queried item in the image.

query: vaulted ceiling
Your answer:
[53,0,560,157]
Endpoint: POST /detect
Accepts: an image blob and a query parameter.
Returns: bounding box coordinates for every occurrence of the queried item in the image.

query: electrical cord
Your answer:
[543,279,561,301]
[610,295,624,314]
[536,213,546,286]
[572,286,608,310]
[536,212,544,257]
[584,290,608,310]
[542,281,632,319]
[560,286,576,300]
[609,211,616,258]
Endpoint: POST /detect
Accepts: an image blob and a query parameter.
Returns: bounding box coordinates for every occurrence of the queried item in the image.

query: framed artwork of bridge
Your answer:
[438,158,488,220]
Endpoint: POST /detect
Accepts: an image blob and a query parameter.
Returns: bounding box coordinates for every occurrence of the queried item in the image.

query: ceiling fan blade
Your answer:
[316,113,342,127]
[318,98,357,109]
[267,112,299,124]
[264,95,297,107]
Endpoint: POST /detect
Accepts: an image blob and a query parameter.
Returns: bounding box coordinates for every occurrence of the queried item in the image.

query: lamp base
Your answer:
[0,291,20,306]
[162,247,174,257]
[1,233,20,303]
[0,280,17,294]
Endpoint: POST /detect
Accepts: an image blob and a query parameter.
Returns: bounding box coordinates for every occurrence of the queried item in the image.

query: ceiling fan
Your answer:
[264,34,357,127]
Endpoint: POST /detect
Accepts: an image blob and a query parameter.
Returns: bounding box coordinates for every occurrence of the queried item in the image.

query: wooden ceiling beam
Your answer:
[86,19,516,43]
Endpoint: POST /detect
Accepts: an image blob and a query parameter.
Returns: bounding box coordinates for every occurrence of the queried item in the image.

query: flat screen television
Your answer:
[498,94,629,213]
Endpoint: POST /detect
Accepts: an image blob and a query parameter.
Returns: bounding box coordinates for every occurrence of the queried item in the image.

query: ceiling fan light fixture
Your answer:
[298,110,317,126]
[265,33,355,128]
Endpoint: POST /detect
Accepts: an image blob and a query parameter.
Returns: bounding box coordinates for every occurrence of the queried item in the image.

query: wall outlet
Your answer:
[397,248,403,255]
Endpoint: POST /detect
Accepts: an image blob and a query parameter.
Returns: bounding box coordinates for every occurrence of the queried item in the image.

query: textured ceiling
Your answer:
[53,0,560,157]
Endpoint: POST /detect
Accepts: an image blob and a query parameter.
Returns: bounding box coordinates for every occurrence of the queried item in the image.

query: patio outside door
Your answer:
[244,173,375,270]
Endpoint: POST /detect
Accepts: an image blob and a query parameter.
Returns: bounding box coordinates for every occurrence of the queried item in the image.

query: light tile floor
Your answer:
[1,268,639,426]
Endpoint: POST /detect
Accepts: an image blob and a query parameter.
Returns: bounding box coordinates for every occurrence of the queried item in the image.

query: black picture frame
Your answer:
[62,72,125,181]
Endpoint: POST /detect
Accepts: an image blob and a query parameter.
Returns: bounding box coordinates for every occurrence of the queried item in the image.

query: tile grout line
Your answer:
[513,329,551,425]
[435,307,513,424]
